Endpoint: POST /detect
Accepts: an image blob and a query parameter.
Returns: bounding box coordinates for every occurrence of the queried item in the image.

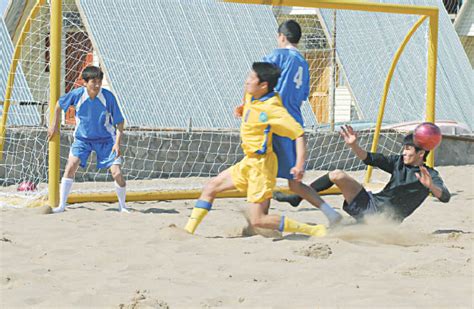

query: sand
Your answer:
[1,165,473,308]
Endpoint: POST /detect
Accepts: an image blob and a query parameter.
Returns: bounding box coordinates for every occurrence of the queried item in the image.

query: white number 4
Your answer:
[293,66,303,89]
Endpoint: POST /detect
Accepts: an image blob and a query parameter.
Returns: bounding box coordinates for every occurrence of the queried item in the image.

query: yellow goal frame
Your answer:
[224,0,439,185]
[1,0,438,206]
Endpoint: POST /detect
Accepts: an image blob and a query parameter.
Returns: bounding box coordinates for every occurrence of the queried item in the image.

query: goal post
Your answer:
[50,0,438,205]
[365,14,429,183]
[49,0,62,208]
[0,0,440,208]
[224,0,439,168]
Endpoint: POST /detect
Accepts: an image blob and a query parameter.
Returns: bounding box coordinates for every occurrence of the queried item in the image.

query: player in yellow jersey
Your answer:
[184,62,326,237]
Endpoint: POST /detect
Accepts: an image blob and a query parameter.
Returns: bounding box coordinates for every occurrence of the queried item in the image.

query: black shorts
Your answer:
[343,188,378,220]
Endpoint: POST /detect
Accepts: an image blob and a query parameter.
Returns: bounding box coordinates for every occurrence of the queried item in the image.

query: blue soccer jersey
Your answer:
[263,47,310,126]
[263,47,310,179]
[58,87,124,142]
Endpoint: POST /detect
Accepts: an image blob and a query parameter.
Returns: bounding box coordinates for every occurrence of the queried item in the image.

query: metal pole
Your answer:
[48,0,62,207]
[364,16,428,183]
[329,10,337,131]
[426,11,438,168]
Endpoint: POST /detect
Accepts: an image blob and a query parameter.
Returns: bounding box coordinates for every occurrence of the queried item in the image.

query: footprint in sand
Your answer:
[34,205,53,215]
[225,224,282,239]
[119,289,169,309]
[151,224,193,242]
[295,243,332,259]
[201,297,225,308]
[2,276,13,288]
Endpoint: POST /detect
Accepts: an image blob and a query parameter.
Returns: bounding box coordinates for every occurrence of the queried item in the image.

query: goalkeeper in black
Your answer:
[274,125,451,222]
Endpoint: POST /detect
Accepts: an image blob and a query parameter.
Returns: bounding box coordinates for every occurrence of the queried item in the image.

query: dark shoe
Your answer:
[273,191,303,207]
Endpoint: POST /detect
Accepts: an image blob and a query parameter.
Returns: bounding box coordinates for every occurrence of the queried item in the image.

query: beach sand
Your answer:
[1,166,473,308]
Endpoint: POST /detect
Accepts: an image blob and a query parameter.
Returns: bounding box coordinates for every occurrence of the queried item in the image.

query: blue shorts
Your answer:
[273,135,296,180]
[70,139,123,169]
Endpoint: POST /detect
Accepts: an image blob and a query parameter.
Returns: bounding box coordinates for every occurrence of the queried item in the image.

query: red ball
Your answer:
[17,181,37,192]
[413,122,442,150]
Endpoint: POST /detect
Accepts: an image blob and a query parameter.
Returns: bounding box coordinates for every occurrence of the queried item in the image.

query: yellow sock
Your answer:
[283,217,327,237]
[184,208,209,234]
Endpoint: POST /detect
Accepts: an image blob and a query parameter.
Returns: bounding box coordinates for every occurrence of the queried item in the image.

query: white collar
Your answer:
[83,87,102,100]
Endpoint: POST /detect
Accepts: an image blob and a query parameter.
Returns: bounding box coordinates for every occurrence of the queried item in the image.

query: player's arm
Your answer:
[341,125,396,172]
[429,183,448,201]
[340,125,367,160]
[416,166,451,202]
[292,135,306,181]
[48,90,78,140]
[269,105,304,140]
[269,105,305,180]
[47,102,62,141]
[234,105,244,118]
[234,100,244,118]
[112,122,124,158]
[234,93,249,118]
[107,92,125,158]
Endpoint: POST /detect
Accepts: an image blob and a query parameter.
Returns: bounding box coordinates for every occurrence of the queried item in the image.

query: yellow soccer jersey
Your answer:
[240,92,304,156]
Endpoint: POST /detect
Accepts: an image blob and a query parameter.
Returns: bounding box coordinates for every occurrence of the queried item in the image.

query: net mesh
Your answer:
[3,0,440,206]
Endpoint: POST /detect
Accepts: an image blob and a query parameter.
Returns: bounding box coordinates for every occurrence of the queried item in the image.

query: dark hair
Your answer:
[278,20,302,44]
[403,133,430,161]
[82,66,104,82]
[252,62,281,92]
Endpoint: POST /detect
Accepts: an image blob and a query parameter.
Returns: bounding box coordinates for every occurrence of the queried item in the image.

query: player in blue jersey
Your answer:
[48,66,128,213]
[237,20,342,225]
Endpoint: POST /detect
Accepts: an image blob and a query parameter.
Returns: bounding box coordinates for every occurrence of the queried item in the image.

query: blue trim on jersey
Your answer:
[195,200,212,211]
[255,125,271,155]
[58,87,124,142]
[244,109,251,122]
[252,91,275,103]
[279,216,285,232]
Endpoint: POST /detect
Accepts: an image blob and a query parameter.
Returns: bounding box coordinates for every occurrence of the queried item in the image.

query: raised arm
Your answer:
[340,125,396,173]
[340,125,367,161]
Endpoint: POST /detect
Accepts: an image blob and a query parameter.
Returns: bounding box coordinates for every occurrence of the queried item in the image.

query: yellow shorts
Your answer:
[229,152,277,203]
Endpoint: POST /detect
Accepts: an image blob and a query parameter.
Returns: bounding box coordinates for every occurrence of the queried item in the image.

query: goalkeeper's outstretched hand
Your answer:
[340,125,358,146]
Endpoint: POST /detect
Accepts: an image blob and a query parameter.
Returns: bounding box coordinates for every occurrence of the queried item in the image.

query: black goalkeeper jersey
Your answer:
[363,153,451,221]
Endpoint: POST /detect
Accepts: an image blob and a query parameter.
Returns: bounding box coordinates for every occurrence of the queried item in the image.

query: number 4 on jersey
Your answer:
[293,66,303,89]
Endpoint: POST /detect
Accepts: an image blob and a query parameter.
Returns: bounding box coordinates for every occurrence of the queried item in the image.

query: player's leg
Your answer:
[184,168,236,234]
[53,140,90,213]
[110,164,128,213]
[274,172,335,206]
[326,169,378,220]
[275,170,364,207]
[287,179,342,225]
[246,199,279,229]
[246,200,326,237]
[247,153,326,237]
[96,141,128,212]
[323,169,363,204]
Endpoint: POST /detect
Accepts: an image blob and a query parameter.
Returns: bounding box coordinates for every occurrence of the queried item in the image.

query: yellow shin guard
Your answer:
[184,208,209,234]
[283,217,327,237]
